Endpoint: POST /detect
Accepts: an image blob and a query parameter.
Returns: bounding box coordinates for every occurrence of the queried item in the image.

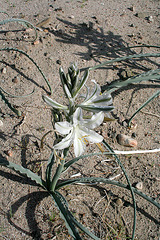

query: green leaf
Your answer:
[63,152,106,172]
[0,89,21,116]
[0,156,46,188]
[51,148,69,192]
[70,213,101,240]
[89,52,160,71]
[102,140,136,240]
[0,18,38,41]
[79,105,114,113]
[45,150,55,189]
[59,67,72,98]
[50,191,82,240]
[128,90,160,127]
[55,177,160,209]
[42,95,68,110]
[0,86,35,98]
[103,69,160,94]
[73,69,89,98]
[0,47,52,95]
[51,191,101,240]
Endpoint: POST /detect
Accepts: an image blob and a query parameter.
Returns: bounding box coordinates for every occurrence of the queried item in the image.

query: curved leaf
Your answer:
[50,191,82,240]
[45,150,55,189]
[0,156,46,188]
[0,47,52,95]
[0,86,35,98]
[0,89,21,116]
[89,52,160,71]
[104,69,160,94]
[51,191,101,240]
[73,69,89,98]
[56,177,160,209]
[0,18,37,41]
[102,140,136,240]
[128,90,160,127]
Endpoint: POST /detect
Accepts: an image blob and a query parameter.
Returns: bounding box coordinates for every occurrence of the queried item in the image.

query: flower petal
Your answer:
[73,127,85,157]
[82,111,104,129]
[73,107,83,125]
[54,131,73,150]
[55,121,72,134]
[80,126,103,143]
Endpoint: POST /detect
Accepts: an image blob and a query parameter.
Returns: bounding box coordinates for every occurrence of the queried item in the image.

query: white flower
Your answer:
[54,107,104,157]
[77,80,114,113]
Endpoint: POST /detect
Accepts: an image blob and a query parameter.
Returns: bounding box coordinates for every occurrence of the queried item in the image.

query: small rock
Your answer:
[129,119,137,130]
[135,12,148,18]
[25,28,33,32]
[1,67,7,74]
[54,7,62,12]
[56,59,61,65]
[131,132,136,138]
[130,6,135,12]
[148,16,154,23]
[12,76,19,83]
[135,182,143,190]
[49,56,54,61]
[116,198,123,207]
[5,150,13,157]
[117,134,137,147]
[0,120,3,127]
[69,15,74,19]
[33,40,40,45]
[122,120,128,127]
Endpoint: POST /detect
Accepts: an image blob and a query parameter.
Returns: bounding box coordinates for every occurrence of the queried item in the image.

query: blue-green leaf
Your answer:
[50,191,82,239]
[0,156,46,188]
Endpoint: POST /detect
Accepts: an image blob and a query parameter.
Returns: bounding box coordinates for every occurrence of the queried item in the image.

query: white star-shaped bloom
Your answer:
[54,107,104,157]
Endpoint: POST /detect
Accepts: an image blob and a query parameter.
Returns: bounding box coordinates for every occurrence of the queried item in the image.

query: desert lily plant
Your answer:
[1,62,160,240]
[43,64,113,157]
[0,13,160,238]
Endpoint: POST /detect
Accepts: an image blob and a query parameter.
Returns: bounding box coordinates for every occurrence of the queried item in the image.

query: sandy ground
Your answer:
[0,0,160,239]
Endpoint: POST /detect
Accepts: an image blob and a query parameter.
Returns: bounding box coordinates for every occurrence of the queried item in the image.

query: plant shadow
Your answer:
[48,18,159,70]
[7,190,49,240]
[0,153,49,239]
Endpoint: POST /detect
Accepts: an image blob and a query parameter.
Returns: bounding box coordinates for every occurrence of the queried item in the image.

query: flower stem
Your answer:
[50,148,69,192]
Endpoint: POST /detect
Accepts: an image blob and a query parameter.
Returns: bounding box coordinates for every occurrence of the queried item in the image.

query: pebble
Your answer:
[131,132,136,138]
[69,15,74,19]
[1,67,7,74]
[129,119,137,130]
[0,120,3,127]
[129,23,134,27]
[122,120,128,127]
[135,182,143,190]
[5,150,13,157]
[148,16,154,23]
[117,134,137,147]
[116,198,123,207]
[135,12,148,18]
[33,40,40,45]
[12,76,19,83]
[56,59,61,65]
[130,6,135,12]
